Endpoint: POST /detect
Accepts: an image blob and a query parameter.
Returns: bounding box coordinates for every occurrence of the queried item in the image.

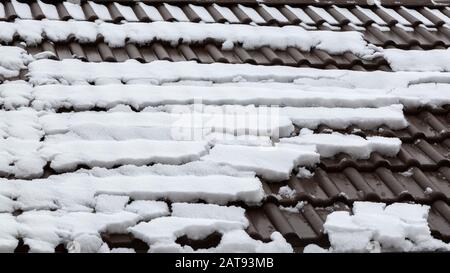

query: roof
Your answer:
[0,0,449,253]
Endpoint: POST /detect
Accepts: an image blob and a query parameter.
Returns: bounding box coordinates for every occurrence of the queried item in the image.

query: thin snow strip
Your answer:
[0,82,33,109]
[39,110,294,139]
[201,144,319,181]
[171,203,248,225]
[125,200,170,221]
[27,60,450,96]
[1,173,264,211]
[0,20,376,56]
[75,161,256,178]
[40,140,209,172]
[159,104,408,130]
[0,108,43,140]
[0,46,33,78]
[384,48,450,72]
[32,83,405,109]
[304,202,450,253]
[280,129,402,159]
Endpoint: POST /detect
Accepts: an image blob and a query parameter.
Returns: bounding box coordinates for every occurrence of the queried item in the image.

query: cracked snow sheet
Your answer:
[0,82,33,109]
[129,203,292,253]
[158,104,407,130]
[280,129,402,159]
[31,83,426,110]
[40,140,209,172]
[0,108,43,140]
[0,46,33,78]
[28,59,450,90]
[0,20,375,56]
[0,138,46,178]
[304,202,450,253]
[0,203,291,253]
[384,48,450,72]
[39,110,294,140]
[0,172,264,212]
[201,144,319,182]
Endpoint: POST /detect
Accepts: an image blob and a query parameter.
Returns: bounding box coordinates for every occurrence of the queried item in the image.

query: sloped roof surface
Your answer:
[0,0,449,253]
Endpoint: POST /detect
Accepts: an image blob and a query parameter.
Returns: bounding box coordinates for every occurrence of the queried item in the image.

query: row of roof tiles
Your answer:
[1,1,449,28]
[22,41,389,71]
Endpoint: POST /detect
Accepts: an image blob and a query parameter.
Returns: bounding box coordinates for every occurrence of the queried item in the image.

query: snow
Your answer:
[238,4,265,24]
[114,3,138,22]
[0,108,43,140]
[150,230,293,253]
[261,5,288,23]
[38,0,59,20]
[309,6,338,25]
[212,4,239,23]
[281,129,401,159]
[39,110,294,140]
[27,60,450,105]
[171,203,248,225]
[332,5,362,25]
[189,5,215,23]
[277,186,296,199]
[138,3,163,21]
[18,210,140,252]
[0,20,376,56]
[125,200,169,221]
[0,82,33,109]
[384,48,450,72]
[164,4,189,22]
[129,216,245,245]
[201,144,319,181]
[297,167,314,178]
[95,194,129,213]
[88,1,112,21]
[0,213,19,252]
[0,138,46,178]
[1,173,265,210]
[285,6,315,25]
[11,0,32,19]
[63,2,86,20]
[0,46,33,78]
[305,202,450,253]
[40,140,209,172]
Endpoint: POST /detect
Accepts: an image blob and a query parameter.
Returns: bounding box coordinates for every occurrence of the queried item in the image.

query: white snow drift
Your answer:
[304,202,450,253]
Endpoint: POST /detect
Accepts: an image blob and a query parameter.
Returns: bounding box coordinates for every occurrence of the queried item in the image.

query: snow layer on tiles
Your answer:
[0,20,376,56]
[384,48,450,72]
[304,202,450,253]
[94,194,129,213]
[0,213,19,252]
[0,82,33,110]
[81,161,256,179]
[129,216,246,245]
[201,144,319,181]
[39,110,294,140]
[0,108,42,140]
[281,129,402,159]
[17,210,140,253]
[171,203,248,225]
[31,83,407,110]
[125,200,170,221]
[27,60,450,108]
[1,173,264,210]
[40,140,209,172]
[0,138,46,178]
[0,46,33,78]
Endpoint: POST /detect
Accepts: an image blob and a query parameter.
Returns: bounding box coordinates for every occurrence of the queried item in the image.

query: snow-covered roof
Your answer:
[0,0,450,253]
